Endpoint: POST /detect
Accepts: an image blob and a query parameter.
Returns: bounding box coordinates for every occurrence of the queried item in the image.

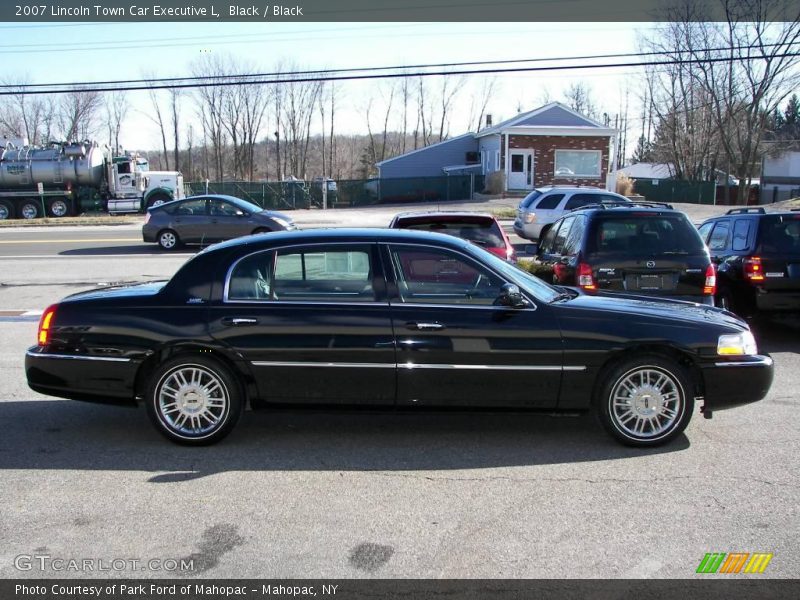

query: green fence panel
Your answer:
[633,179,716,205]
[187,175,483,210]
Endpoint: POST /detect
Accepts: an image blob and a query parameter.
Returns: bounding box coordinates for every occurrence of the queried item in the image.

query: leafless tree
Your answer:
[644,0,800,202]
[57,88,102,141]
[562,82,599,119]
[467,76,498,132]
[104,91,128,154]
[0,76,56,145]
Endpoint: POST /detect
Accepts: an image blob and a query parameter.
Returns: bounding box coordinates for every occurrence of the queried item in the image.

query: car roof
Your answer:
[392,211,497,221]
[197,227,477,256]
[536,186,623,194]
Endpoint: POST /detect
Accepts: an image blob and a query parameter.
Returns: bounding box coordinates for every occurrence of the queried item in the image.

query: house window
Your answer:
[554,150,602,178]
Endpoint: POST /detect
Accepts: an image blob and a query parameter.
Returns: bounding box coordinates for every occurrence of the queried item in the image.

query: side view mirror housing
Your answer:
[496,283,529,308]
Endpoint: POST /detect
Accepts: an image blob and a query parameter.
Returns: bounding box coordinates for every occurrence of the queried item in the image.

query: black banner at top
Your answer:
[2,0,799,22]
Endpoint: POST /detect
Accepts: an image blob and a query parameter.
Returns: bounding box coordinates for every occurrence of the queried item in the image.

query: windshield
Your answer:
[587,214,707,255]
[463,242,560,303]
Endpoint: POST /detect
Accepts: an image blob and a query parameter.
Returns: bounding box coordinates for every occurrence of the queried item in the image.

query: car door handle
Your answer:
[221,317,258,326]
[406,322,445,331]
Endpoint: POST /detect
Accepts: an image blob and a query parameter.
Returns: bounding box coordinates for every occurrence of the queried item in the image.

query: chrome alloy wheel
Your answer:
[156,365,229,438]
[609,366,683,439]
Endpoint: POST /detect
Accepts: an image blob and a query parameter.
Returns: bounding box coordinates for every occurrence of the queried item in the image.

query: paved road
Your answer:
[0,200,798,580]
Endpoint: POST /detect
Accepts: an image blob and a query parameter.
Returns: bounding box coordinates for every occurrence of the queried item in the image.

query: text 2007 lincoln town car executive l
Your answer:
[25,229,773,446]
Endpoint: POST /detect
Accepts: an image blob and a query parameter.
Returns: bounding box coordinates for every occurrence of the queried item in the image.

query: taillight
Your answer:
[703,263,717,295]
[578,262,596,291]
[37,304,57,346]
[522,211,535,224]
[744,256,764,282]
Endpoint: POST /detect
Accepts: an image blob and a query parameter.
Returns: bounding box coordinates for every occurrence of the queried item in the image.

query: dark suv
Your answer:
[535,202,716,305]
[698,207,800,316]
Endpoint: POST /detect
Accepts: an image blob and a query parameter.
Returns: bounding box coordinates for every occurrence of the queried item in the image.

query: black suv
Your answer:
[698,207,800,316]
[535,202,716,305]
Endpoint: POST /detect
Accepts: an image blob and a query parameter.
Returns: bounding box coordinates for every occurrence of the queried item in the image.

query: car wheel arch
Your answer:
[134,343,257,408]
[592,344,703,406]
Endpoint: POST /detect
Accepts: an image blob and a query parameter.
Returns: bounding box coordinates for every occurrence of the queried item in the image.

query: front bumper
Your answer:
[699,354,774,413]
[26,347,140,405]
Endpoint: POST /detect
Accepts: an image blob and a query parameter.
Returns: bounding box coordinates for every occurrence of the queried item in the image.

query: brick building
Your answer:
[376,102,618,192]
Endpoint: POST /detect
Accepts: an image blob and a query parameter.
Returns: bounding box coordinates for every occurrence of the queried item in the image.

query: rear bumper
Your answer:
[25,347,139,405]
[699,354,774,413]
[513,219,543,241]
[142,225,157,243]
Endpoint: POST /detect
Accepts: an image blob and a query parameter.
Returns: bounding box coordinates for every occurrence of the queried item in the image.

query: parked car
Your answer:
[142,194,296,250]
[535,202,716,305]
[698,207,800,316]
[389,211,516,262]
[514,186,631,240]
[26,228,772,448]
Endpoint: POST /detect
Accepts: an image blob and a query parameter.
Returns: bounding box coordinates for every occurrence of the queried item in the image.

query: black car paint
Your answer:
[537,209,715,305]
[699,210,800,314]
[27,229,772,421]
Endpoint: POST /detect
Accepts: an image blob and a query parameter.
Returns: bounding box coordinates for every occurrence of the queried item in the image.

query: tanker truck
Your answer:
[0,138,184,219]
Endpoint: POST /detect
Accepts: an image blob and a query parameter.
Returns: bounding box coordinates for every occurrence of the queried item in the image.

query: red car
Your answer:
[388,211,516,262]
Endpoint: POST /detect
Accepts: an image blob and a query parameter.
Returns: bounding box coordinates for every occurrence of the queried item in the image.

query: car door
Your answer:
[208,242,396,405]
[383,242,562,408]
[171,197,209,243]
[208,198,252,241]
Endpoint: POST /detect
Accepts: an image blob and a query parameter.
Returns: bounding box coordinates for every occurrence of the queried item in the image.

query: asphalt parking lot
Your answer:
[0,205,798,580]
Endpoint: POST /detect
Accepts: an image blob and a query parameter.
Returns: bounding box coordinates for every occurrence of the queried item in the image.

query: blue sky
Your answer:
[1,22,644,150]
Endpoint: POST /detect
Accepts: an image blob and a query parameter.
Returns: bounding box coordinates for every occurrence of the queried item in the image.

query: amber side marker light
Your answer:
[37,305,57,346]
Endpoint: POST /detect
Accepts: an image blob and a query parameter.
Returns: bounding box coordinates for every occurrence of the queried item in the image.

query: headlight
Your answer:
[717,331,757,356]
[272,217,293,229]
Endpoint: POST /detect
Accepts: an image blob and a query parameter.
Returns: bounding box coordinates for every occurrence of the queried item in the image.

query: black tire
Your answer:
[145,356,243,445]
[597,354,694,447]
[0,200,13,220]
[146,194,171,209]
[48,198,70,218]
[157,229,181,250]
[19,201,40,219]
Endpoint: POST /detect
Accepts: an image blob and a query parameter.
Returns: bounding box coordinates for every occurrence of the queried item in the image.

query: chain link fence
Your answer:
[185,175,485,210]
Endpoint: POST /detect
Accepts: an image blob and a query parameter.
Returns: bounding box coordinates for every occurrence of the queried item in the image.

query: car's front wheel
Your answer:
[145,356,243,445]
[597,355,694,447]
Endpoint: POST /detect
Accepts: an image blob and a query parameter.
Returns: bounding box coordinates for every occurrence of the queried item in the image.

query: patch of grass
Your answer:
[0,215,140,227]
[491,207,518,219]
[516,258,554,281]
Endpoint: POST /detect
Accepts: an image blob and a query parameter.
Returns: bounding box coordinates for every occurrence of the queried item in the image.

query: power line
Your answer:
[2,42,797,93]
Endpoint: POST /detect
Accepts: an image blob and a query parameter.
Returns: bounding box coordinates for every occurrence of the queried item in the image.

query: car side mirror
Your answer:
[496,283,528,308]
[236,210,246,217]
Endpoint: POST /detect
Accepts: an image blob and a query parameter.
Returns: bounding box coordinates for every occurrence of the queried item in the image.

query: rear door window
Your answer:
[562,215,586,256]
[731,219,752,252]
[534,194,565,210]
[552,216,575,254]
[708,221,730,251]
[564,194,601,211]
[538,221,560,254]
[697,221,714,243]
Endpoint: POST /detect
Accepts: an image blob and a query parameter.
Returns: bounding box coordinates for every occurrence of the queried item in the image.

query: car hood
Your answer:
[558,289,747,331]
[62,281,168,303]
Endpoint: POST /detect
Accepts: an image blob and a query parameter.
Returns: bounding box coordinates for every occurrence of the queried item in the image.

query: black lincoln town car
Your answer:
[26,229,773,447]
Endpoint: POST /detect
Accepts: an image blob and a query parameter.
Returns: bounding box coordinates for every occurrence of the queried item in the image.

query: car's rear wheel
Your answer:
[597,355,694,447]
[157,229,180,250]
[146,194,171,209]
[0,200,13,220]
[145,356,243,445]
